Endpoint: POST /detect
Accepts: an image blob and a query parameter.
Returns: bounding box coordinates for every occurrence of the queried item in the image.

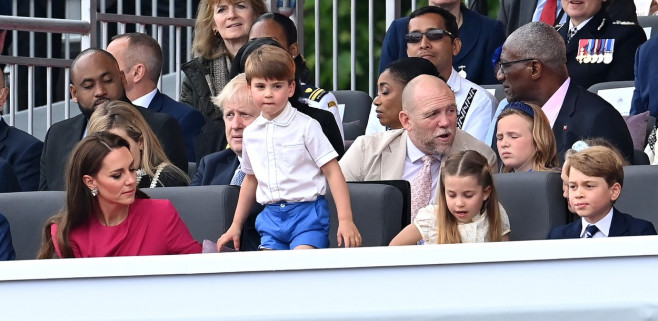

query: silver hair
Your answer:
[504,22,567,70]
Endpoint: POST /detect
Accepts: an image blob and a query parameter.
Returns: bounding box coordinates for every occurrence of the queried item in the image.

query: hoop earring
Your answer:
[91,188,98,197]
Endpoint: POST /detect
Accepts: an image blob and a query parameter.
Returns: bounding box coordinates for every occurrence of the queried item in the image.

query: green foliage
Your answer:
[301,0,500,94]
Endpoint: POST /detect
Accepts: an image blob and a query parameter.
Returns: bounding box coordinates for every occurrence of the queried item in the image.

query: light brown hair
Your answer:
[244,44,295,84]
[497,103,559,172]
[435,150,503,244]
[566,145,624,188]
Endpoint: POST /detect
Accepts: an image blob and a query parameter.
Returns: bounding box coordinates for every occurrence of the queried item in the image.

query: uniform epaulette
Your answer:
[304,87,329,102]
[612,20,636,25]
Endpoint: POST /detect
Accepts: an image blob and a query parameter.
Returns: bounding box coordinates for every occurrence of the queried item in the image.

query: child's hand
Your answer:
[216,226,242,251]
[337,220,362,248]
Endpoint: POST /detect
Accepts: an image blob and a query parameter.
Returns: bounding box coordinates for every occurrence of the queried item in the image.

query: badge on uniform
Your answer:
[457,65,467,79]
[576,39,613,64]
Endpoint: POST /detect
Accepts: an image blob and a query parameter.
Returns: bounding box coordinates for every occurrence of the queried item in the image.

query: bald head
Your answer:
[402,74,454,113]
[69,49,127,118]
[400,74,457,156]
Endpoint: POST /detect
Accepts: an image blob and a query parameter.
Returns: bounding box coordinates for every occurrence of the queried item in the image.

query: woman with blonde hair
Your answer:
[181,0,267,123]
[496,102,559,173]
[88,100,189,188]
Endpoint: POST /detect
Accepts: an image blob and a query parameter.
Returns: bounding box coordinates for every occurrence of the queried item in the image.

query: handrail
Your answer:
[0,15,90,34]
[0,55,72,69]
[96,13,195,27]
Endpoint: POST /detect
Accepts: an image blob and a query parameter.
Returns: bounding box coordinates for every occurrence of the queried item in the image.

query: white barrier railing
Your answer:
[2,236,658,320]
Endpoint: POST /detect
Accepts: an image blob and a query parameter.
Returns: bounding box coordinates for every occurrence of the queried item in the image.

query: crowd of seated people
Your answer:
[1,0,658,261]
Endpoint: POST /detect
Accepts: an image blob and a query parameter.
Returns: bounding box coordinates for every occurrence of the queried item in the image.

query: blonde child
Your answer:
[548,144,656,239]
[496,102,558,173]
[217,45,361,250]
[390,150,510,245]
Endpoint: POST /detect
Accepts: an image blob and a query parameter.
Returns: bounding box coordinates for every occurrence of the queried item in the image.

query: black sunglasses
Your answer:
[404,29,455,43]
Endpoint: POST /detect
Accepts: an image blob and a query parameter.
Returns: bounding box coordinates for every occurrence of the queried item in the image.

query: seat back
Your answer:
[187,161,198,178]
[326,183,404,247]
[332,90,373,140]
[587,81,635,116]
[638,15,658,39]
[615,165,658,227]
[143,185,240,243]
[481,84,505,103]
[494,171,568,240]
[0,191,65,260]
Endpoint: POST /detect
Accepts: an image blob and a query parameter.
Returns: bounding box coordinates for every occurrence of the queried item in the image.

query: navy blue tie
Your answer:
[585,224,599,238]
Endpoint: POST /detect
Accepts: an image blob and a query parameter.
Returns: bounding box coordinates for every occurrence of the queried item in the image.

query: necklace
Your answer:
[136,168,146,186]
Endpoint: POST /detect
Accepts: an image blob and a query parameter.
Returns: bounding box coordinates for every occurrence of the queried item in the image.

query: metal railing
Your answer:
[0,0,416,138]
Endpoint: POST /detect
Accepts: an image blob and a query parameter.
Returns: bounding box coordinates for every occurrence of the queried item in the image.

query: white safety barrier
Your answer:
[1,236,658,320]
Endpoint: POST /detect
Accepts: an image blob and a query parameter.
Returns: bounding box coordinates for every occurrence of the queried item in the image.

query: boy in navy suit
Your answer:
[548,143,656,239]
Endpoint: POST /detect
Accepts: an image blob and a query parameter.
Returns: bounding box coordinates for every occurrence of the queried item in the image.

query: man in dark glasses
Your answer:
[378,1,504,86]
[405,6,497,143]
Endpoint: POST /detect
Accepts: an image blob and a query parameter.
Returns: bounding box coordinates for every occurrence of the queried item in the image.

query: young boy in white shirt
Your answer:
[217,45,361,250]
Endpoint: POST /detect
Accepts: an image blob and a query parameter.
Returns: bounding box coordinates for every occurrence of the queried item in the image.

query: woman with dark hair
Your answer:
[37,132,201,258]
[229,37,345,158]
[369,57,442,131]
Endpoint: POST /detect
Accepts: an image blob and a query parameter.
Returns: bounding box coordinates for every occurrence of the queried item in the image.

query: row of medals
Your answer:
[576,39,613,64]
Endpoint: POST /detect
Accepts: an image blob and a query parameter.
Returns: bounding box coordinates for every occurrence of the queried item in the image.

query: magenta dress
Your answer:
[52,199,202,257]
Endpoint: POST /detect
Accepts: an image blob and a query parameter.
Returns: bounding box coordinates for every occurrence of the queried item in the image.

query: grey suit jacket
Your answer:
[339,129,497,182]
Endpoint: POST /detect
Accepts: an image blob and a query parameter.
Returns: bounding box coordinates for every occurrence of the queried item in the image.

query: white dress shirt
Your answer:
[131,88,158,108]
[580,208,614,238]
[242,102,338,205]
[446,68,497,143]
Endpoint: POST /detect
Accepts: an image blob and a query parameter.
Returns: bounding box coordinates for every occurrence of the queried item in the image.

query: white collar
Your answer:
[569,16,594,32]
[405,135,441,164]
[580,207,614,237]
[446,67,461,93]
[131,88,158,108]
[254,102,295,126]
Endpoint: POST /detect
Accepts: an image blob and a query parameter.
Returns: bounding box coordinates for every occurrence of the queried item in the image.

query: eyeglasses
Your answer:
[495,58,536,74]
[404,29,455,43]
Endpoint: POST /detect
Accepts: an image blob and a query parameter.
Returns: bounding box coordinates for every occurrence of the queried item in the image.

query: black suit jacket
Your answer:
[554,82,634,164]
[498,0,638,36]
[547,209,657,239]
[557,10,646,89]
[190,148,262,251]
[0,158,20,193]
[190,148,239,186]
[147,90,205,162]
[0,118,43,191]
[39,106,187,191]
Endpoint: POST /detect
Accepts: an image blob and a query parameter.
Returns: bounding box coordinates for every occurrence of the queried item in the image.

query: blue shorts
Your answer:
[255,196,330,250]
